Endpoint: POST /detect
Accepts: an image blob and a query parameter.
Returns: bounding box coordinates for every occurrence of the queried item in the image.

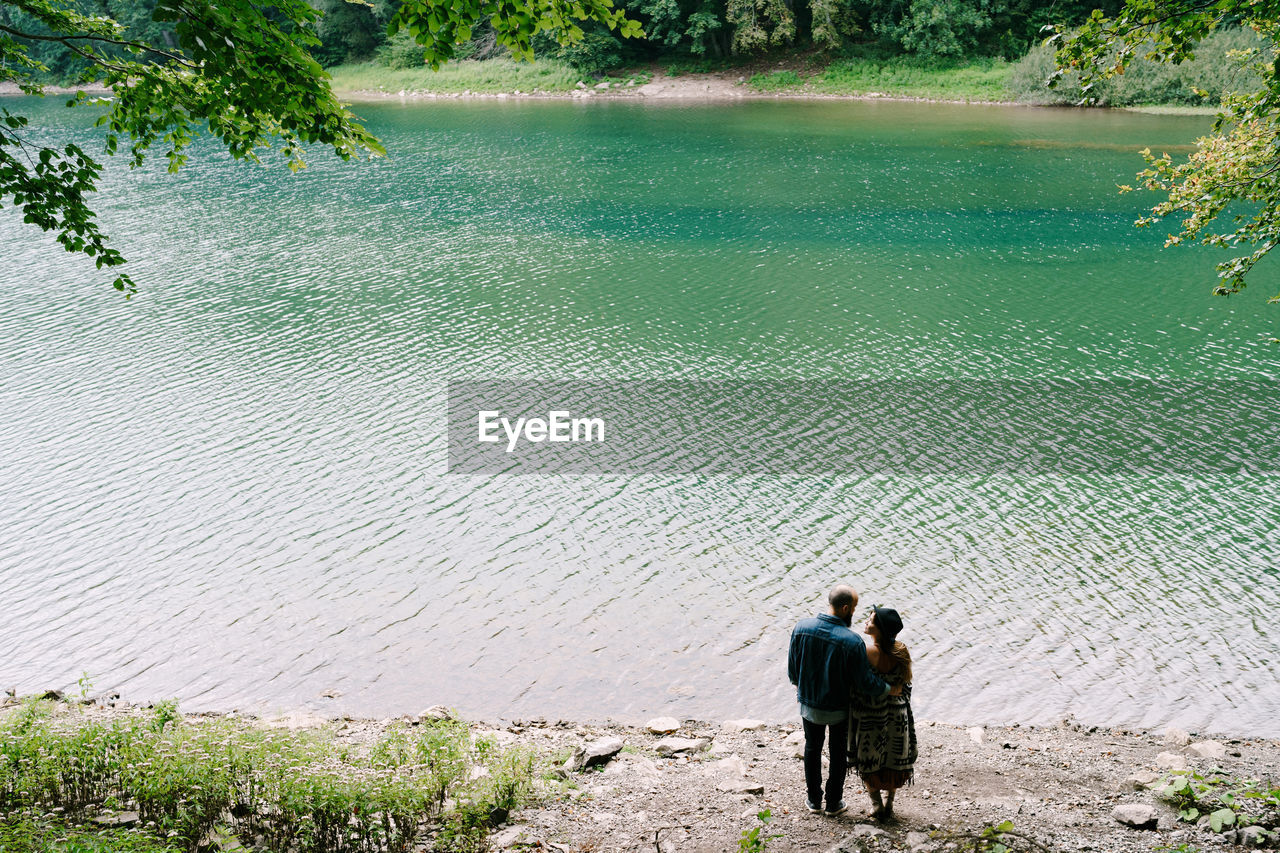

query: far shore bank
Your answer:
[329,69,1019,106]
[3,691,1277,852]
[1,76,1220,115]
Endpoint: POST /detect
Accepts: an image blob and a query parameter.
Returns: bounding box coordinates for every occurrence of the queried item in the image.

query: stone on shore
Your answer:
[1188,740,1227,760]
[1163,727,1192,746]
[906,830,933,852]
[722,719,766,732]
[575,736,624,770]
[1120,770,1159,791]
[1239,826,1272,847]
[488,825,531,849]
[967,726,985,744]
[264,711,329,730]
[92,811,139,828]
[654,736,709,755]
[1112,803,1158,829]
[715,777,764,795]
[645,716,680,734]
[1156,751,1188,770]
[707,755,747,777]
[420,705,456,721]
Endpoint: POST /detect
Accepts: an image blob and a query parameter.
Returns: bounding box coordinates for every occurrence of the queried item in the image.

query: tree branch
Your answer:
[0,22,196,67]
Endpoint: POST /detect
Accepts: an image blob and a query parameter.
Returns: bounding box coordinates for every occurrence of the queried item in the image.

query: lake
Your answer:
[1,96,1277,735]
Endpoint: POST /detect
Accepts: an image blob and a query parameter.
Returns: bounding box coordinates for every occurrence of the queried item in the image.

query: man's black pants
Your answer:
[802,716,848,808]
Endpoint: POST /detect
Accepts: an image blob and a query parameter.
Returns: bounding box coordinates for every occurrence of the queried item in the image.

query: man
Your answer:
[788,584,895,816]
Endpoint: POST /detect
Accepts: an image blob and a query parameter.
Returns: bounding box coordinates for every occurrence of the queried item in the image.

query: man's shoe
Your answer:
[806,800,822,813]
[825,801,848,816]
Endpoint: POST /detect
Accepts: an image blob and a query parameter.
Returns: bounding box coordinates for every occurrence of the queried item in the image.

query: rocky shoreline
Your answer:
[0,75,1018,105]
[4,693,1276,853]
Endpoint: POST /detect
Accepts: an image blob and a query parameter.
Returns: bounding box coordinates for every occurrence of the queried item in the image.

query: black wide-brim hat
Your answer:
[873,606,904,636]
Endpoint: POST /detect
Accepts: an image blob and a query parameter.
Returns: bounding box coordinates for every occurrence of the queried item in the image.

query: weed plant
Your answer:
[0,699,544,853]
[1009,28,1271,106]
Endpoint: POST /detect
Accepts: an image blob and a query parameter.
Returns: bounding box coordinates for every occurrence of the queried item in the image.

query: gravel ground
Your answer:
[449,716,1279,853]
[7,699,1277,853]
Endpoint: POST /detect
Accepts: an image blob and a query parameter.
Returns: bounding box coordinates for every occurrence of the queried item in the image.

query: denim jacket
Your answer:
[788,613,890,712]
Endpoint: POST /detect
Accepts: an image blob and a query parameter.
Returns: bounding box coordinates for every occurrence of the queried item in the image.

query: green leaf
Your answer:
[1209,808,1236,832]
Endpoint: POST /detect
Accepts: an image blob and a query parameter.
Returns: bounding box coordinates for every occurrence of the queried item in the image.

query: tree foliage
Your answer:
[1050,2,1280,305]
[0,0,639,293]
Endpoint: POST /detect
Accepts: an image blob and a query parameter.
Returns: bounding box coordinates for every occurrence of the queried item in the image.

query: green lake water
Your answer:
[1,96,1277,733]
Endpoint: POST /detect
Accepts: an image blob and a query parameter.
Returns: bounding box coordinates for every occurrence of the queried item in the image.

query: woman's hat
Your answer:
[873,606,904,636]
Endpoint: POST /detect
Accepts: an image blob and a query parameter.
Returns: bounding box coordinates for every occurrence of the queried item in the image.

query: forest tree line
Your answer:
[3,0,1124,78]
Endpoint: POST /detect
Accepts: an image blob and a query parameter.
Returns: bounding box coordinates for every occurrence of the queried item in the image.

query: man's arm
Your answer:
[787,627,800,686]
[849,642,891,698]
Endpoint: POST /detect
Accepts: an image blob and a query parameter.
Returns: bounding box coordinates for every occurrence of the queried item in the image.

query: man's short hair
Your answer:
[829,585,856,611]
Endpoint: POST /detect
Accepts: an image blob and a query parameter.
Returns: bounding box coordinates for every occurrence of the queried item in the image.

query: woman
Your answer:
[847,605,917,821]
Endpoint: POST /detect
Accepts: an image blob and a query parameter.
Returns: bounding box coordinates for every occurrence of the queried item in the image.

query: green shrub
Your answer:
[1009,27,1273,106]
[326,59,583,94]
[748,70,804,90]
[376,31,428,70]
[0,816,183,852]
[0,701,541,853]
[533,30,624,75]
[813,55,1013,100]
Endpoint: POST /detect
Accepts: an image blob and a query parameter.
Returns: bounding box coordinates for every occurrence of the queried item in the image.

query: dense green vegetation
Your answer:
[2,0,1118,84]
[741,55,1013,100]
[0,699,544,853]
[1010,27,1271,106]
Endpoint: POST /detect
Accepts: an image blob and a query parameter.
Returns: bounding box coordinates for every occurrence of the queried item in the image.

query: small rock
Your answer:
[576,736,624,770]
[716,778,765,795]
[420,705,455,721]
[1112,803,1158,829]
[576,81,587,89]
[1120,770,1159,791]
[474,728,519,747]
[785,730,805,745]
[595,81,610,89]
[711,756,748,777]
[906,830,932,852]
[1238,826,1269,847]
[723,719,766,732]
[968,726,985,744]
[646,716,681,734]
[1156,752,1189,771]
[1188,740,1227,760]
[264,711,329,730]
[1164,727,1192,746]
[852,824,887,838]
[654,736,709,755]
[92,811,139,828]
[488,825,529,849]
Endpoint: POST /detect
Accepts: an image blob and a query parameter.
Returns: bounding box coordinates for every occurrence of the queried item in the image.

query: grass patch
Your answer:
[327,59,585,95]
[0,816,183,852]
[812,56,1013,101]
[1009,27,1270,106]
[744,56,1012,101]
[1,699,545,853]
[748,70,804,91]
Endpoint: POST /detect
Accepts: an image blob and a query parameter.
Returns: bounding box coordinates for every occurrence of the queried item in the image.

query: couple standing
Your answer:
[787,584,917,820]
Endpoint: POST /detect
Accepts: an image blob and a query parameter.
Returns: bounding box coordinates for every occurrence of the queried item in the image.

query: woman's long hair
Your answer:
[874,614,913,684]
